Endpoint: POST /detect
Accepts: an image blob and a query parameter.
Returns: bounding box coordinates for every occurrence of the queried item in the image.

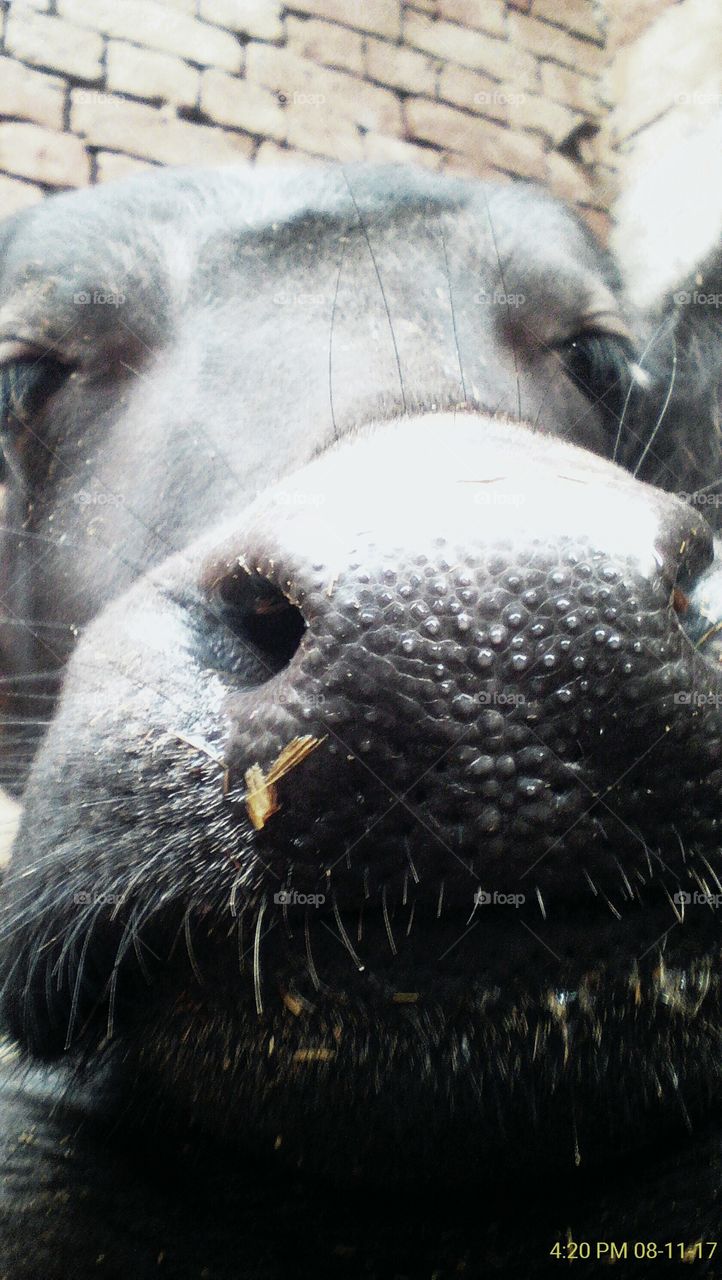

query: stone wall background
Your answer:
[0,0,611,236]
[1,0,718,260]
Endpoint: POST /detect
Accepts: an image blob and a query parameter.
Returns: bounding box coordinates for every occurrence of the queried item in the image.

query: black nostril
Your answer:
[215,569,306,677]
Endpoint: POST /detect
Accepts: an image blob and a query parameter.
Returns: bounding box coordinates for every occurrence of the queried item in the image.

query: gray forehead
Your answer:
[0,164,616,342]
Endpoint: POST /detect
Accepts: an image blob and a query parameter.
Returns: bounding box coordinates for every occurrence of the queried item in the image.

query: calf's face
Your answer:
[0,166,720,1184]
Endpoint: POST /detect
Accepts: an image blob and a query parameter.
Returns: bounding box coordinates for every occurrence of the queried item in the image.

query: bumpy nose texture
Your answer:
[204,416,720,905]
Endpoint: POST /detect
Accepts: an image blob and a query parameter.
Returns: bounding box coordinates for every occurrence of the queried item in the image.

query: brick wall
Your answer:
[0,0,609,238]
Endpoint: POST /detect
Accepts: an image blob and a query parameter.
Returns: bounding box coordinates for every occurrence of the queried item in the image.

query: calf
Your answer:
[0,165,720,1277]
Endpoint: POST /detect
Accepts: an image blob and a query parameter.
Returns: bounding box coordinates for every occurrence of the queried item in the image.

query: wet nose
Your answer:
[201,415,715,902]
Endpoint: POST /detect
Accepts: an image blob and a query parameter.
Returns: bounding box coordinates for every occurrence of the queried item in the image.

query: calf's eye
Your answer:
[557,331,637,427]
[0,353,70,484]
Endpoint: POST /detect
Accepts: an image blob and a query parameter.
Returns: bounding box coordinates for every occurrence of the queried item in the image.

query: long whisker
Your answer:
[613,313,673,464]
[633,335,677,478]
[327,234,348,443]
[439,220,468,405]
[341,167,407,415]
[481,189,522,423]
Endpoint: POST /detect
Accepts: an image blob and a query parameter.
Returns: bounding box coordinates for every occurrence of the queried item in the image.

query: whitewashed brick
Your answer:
[200,69,286,141]
[285,108,365,161]
[366,35,437,96]
[96,152,158,182]
[58,0,243,73]
[541,63,601,115]
[247,44,402,133]
[256,140,312,164]
[406,97,545,178]
[506,89,582,144]
[282,0,401,39]
[0,122,90,186]
[433,0,506,37]
[6,10,102,80]
[0,56,65,130]
[440,149,508,181]
[163,0,199,12]
[363,131,442,169]
[287,16,365,74]
[71,93,254,166]
[107,42,199,109]
[405,11,538,84]
[438,64,507,122]
[534,0,602,43]
[508,12,602,74]
[200,0,284,40]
